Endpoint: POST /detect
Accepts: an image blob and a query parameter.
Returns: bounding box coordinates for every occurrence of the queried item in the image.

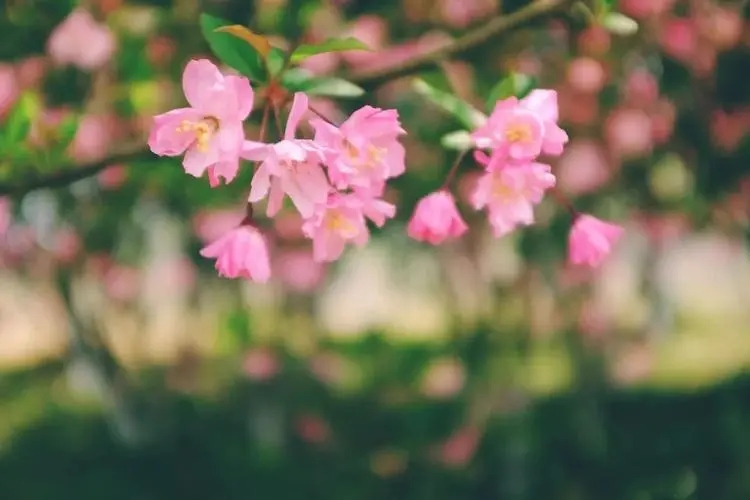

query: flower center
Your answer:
[343,140,385,170]
[492,177,520,202]
[177,116,220,153]
[325,210,357,236]
[504,123,532,143]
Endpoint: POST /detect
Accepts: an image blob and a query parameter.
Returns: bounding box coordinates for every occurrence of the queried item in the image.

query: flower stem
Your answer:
[441,149,470,191]
[550,187,578,217]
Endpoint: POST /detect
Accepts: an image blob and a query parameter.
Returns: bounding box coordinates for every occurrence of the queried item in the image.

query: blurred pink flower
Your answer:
[242,347,280,381]
[0,64,20,119]
[556,139,611,195]
[308,351,347,386]
[0,198,10,237]
[147,35,177,67]
[623,70,659,108]
[439,0,497,29]
[577,299,611,343]
[104,265,142,303]
[15,57,46,89]
[620,0,675,19]
[420,358,466,399]
[438,426,480,467]
[698,7,743,50]
[711,110,748,152]
[605,108,653,159]
[154,256,197,293]
[273,211,306,241]
[53,227,81,264]
[566,57,607,94]
[635,212,689,247]
[295,414,331,444]
[650,99,676,145]
[97,165,128,190]
[659,18,697,62]
[299,53,340,75]
[558,88,599,126]
[341,15,388,66]
[577,26,611,57]
[192,208,244,244]
[274,250,325,293]
[568,215,624,268]
[70,114,115,164]
[47,8,116,70]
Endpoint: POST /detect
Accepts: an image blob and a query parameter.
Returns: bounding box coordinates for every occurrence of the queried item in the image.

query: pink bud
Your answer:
[97,165,128,190]
[70,114,115,164]
[47,9,116,70]
[200,225,271,282]
[566,57,607,94]
[556,139,611,195]
[623,70,659,108]
[439,426,480,467]
[605,108,653,159]
[407,191,468,245]
[659,18,697,62]
[0,64,20,119]
[568,214,624,268]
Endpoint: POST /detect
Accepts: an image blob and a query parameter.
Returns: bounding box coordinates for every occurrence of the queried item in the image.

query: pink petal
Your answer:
[224,75,254,119]
[285,92,309,141]
[249,163,272,202]
[182,59,224,112]
[183,145,220,178]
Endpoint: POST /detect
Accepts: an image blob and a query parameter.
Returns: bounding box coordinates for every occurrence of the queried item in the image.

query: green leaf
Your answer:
[440,131,474,151]
[199,13,265,81]
[486,73,536,109]
[281,68,313,91]
[292,76,365,98]
[267,47,286,77]
[603,12,638,36]
[290,37,371,63]
[412,78,486,129]
[56,114,79,150]
[2,92,36,150]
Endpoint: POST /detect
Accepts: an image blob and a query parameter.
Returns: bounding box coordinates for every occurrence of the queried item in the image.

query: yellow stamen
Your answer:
[504,123,532,143]
[175,116,220,153]
[326,211,356,236]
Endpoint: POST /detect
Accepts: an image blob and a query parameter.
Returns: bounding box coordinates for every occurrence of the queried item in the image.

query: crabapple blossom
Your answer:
[47,9,116,70]
[200,224,271,282]
[148,59,254,185]
[470,151,556,237]
[310,105,406,191]
[407,191,468,245]
[242,92,330,218]
[302,192,371,262]
[568,214,624,267]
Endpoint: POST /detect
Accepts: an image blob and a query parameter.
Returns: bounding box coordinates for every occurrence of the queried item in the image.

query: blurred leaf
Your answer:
[281,68,314,91]
[55,114,79,151]
[486,73,536,109]
[412,78,486,129]
[603,12,638,36]
[440,131,473,151]
[1,93,36,152]
[215,25,272,58]
[267,47,287,77]
[295,77,365,98]
[290,37,370,63]
[199,13,265,81]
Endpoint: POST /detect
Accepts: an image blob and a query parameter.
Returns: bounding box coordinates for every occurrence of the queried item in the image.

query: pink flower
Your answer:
[242,92,330,218]
[97,165,127,190]
[568,214,624,267]
[192,208,245,244]
[605,108,653,159]
[148,59,254,185]
[471,152,556,237]
[566,57,607,94]
[242,347,280,381]
[274,250,325,293]
[302,192,370,262]
[438,426,480,467]
[47,9,116,70]
[407,191,468,245]
[659,18,697,62]
[473,90,568,158]
[200,224,271,282]
[310,105,406,191]
[70,114,115,163]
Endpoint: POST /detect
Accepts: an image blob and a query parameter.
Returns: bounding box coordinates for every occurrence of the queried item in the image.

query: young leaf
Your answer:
[266,47,287,77]
[215,25,272,58]
[199,13,265,81]
[290,37,370,63]
[486,73,536,109]
[603,12,638,36]
[56,114,79,150]
[441,131,474,151]
[2,92,35,149]
[281,68,314,92]
[293,76,365,98]
[412,78,486,129]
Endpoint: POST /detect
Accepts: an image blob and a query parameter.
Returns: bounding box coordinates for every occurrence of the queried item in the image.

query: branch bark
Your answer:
[0,0,575,198]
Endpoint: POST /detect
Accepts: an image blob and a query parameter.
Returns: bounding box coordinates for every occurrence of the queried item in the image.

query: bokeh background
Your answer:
[1,0,750,498]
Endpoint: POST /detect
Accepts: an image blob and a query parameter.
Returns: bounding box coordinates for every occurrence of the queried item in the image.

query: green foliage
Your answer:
[440,131,473,151]
[283,70,365,98]
[603,12,638,36]
[199,13,266,82]
[412,79,486,130]
[0,93,34,154]
[485,73,536,109]
[290,37,370,63]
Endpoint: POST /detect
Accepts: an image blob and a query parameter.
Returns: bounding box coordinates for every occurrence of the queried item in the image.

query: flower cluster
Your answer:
[148,60,623,284]
[148,59,403,282]
[407,89,622,267]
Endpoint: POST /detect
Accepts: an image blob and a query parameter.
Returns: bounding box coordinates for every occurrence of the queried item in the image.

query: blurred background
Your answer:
[1,0,750,498]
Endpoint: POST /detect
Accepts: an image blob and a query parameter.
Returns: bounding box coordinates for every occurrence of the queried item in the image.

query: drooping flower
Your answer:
[200,224,271,282]
[242,92,330,218]
[302,192,370,263]
[568,214,623,267]
[407,191,468,245]
[47,9,116,70]
[471,151,556,237]
[310,105,406,191]
[148,59,254,184]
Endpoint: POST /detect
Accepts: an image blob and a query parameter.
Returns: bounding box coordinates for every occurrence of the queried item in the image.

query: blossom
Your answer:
[148,59,254,185]
[471,152,555,237]
[199,224,271,282]
[472,90,568,158]
[302,192,372,262]
[310,105,406,191]
[407,191,468,245]
[47,9,116,70]
[568,214,623,267]
[242,92,330,218]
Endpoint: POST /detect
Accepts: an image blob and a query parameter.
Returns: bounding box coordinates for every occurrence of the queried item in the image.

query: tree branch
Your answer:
[349,0,577,89]
[0,0,575,198]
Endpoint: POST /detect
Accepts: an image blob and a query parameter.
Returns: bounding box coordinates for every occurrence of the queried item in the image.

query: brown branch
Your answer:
[349,0,577,89]
[0,0,575,198]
